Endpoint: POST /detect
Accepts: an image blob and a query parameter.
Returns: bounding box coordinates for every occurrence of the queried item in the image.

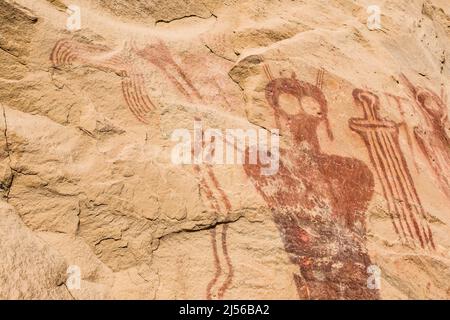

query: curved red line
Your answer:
[206,228,222,300]
[122,79,148,123]
[218,224,234,299]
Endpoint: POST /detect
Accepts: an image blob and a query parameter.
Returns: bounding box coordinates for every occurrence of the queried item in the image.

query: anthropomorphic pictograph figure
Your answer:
[51,39,156,123]
[350,89,435,250]
[400,75,450,200]
[244,68,378,299]
[51,38,235,299]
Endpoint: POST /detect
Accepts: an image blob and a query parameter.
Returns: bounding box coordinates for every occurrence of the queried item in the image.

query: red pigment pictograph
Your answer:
[349,89,435,249]
[134,41,234,299]
[189,118,234,300]
[400,74,450,200]
[383,92,418,170]
[139,42,235,299]
[244,62,378,299]
[198,163,234,300]
[51,39,155,123]
[52,38,236,299]
[133,40,203,103]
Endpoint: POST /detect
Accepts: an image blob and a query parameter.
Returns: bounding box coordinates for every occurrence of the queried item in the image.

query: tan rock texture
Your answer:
[0,0,449,299]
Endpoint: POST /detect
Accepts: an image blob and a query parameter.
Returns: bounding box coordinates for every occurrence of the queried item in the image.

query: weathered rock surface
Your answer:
[0,202,71,299]
[0,0,449,299]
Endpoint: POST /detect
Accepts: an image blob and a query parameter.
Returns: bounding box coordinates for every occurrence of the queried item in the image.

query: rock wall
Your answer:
[0,0,449,299]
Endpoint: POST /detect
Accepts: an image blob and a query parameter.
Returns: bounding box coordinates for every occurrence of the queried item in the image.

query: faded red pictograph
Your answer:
[134,41,235,299]
[51,38,236,299]
[51,39,156,123]
[133,40,203,103]
[399,75,450,200]
[139,42,236,298]
[244,63,379,299]
[198,162,234,300]
[383,92,418,167]
[349,89,435,249]
[51,38,237,122]
[189,117,234,300]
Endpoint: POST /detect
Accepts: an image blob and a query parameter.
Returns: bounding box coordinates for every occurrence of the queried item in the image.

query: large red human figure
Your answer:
[244,69,378,299]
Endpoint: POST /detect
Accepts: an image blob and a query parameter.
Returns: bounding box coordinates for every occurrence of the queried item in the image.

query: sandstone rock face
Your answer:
[0,0,449,299]
[0,202,72,299]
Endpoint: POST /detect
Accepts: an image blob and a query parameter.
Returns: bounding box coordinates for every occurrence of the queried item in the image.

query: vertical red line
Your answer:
[380,131,424,247]
[218,224,234,299]
[382,132,427,248]
[368,132,409,240]
[373,131,415,242]
[361,132,400,236]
